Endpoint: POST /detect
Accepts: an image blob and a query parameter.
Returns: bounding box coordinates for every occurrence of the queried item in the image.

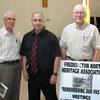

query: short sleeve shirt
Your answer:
[20,29,61,71]
[60,23,100,60]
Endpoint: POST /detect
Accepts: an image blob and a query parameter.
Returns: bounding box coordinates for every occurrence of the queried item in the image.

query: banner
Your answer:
[59,60,100,100]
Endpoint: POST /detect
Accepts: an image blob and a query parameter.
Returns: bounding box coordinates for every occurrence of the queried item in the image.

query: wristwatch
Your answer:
[53,72,58,76]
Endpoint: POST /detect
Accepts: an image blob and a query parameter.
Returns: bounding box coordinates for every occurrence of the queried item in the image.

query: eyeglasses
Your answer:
[7,17,16,21]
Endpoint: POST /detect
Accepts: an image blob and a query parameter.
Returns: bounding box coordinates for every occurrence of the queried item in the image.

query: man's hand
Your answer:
[49,74,57,85]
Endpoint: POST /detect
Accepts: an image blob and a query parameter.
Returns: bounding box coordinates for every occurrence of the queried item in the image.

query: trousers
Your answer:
[27,68,57,100]
[0,62,21,100]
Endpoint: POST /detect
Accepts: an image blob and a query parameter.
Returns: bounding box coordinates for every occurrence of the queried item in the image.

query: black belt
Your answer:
[1,60,19,64]
[66,56,91,61]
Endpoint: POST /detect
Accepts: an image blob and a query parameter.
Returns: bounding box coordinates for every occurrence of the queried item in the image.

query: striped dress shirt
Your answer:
[0,26,21,63]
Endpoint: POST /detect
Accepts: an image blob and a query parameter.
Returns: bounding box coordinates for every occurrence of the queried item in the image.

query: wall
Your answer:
[0,0,100,37]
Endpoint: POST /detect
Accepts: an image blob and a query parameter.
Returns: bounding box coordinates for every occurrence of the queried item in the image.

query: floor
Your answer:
[19,74,60,100]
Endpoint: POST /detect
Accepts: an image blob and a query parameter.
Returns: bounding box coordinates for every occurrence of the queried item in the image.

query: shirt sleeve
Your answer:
[92,26,100,49]
[51,35,61,57]
[15,32,21,47]
[20,36,27,56]
[59,28,67,49]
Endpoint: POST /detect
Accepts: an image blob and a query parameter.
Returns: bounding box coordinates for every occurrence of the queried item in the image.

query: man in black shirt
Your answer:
[20,12,61,100]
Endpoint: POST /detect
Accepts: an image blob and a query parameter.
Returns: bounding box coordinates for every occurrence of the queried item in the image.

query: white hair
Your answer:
[3,10,16,19]
[73,4,86,14]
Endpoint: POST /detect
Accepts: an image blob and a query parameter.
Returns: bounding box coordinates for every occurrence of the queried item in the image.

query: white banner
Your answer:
[59,60,100,100]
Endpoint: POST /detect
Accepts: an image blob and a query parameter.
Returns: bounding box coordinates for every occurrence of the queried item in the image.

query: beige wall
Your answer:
[0,0,100,37]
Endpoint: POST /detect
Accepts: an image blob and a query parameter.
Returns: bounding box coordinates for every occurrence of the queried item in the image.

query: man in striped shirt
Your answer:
[0,10,21,100]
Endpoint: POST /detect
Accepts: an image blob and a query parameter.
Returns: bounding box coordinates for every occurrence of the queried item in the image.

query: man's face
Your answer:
[4,13,16,31]
[31,13,45,33]
[73,5,85,25]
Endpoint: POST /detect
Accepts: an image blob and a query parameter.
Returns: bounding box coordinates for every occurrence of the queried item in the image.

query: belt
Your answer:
[66,56,91,61]
[1,60,19,64]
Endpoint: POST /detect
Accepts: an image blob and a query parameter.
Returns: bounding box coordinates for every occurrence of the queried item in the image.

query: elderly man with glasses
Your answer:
[0,10,21,100]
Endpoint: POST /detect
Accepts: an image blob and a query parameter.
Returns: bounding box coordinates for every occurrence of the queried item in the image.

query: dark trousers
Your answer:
[28,71,57,100]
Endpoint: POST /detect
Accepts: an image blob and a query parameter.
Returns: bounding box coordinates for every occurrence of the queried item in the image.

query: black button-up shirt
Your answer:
[20,29,61,72]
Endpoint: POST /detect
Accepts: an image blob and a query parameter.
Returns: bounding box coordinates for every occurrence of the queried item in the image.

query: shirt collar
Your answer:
[74,23,87,30]
[2,26,8,36]
[1,26,15,36]
[32,28,46,36]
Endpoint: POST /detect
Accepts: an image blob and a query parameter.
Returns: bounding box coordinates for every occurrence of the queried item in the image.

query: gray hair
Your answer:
[73,4,86,14]
[31,12,44,20]
[3,10,16,19]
